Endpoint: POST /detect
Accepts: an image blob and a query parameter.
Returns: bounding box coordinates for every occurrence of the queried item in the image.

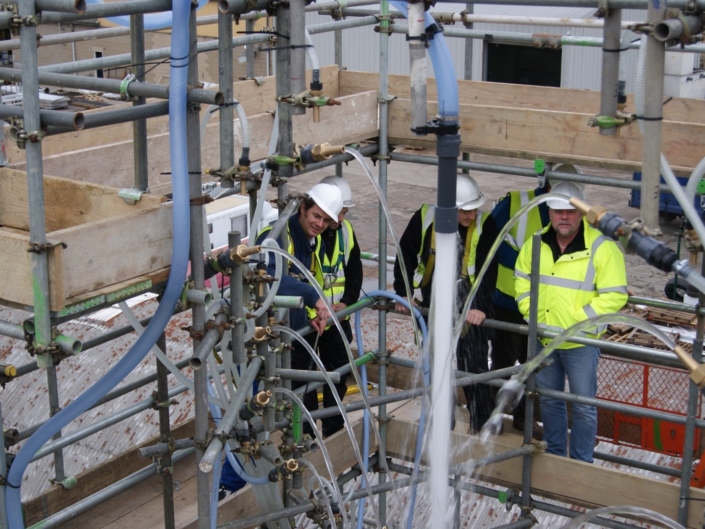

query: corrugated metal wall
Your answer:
[306,5,648,93]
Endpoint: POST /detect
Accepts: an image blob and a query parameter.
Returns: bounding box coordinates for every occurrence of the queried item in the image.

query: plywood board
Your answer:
[0,167,165,232]
[388,98,705,173]
[0,228,64,309]
[340,70,705,123]
[52,203,173,300]
[387,417,705,529]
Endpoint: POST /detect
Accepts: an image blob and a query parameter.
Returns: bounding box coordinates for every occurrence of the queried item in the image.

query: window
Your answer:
[94,50,104,79]
[485,43,561,87]
[231,214,248,238]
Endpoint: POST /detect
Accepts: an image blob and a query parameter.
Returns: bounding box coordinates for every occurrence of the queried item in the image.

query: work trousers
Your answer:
[291,319,352,438]
[534,343,600,462]
[490,304,539,424]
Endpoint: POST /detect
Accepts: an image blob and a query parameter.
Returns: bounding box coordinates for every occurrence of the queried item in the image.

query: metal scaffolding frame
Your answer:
[0,0,703,527]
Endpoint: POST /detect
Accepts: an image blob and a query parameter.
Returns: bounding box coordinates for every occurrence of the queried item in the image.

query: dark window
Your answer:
[485,43,561,87]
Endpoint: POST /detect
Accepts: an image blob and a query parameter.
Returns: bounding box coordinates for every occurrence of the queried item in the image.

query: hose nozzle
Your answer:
[228,244,262,264]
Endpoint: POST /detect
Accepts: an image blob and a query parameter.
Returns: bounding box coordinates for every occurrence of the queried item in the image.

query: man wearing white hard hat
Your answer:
[514,181,628,462]
[393,173,498,434]
[256,183,343,437]
[306,175,363,437]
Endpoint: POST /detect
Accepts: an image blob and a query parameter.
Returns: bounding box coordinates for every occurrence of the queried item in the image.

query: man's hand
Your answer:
[395,296,411,315]
[310,316,327,335]
[465,309,486,326]
[314,298,331,322]
[332,302,347,313]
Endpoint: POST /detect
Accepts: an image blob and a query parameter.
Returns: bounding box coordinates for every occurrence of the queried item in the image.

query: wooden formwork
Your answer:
[0,167,172,312]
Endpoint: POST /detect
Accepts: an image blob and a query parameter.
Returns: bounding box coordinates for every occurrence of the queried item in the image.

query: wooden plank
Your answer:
[0,228,64,309]
[7,90,379,191]
[339,70,705,123]
[388,98,705,173]
[0,167,165,232]
[53,204,173,300]
[387,417,705,529]
[5,67,340,169]
[25,420,195,527]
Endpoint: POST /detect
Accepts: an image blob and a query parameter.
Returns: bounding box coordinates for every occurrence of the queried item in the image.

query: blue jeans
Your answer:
[534,343,600,462]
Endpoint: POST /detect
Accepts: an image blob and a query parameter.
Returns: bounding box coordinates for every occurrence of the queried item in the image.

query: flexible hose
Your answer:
[304,29,321,85]
[634,37,705,244]
[247,109,279,248]
[248,238,283,319]
[5,1,192,525]
[357,291,429,529]
[85,0,208,29]
[389,1,459,121]
[200,101,251,166]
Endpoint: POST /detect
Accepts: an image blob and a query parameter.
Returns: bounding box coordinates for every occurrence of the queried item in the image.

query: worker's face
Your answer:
[329,207,348,230]
[300,204,333,238]
[457,208,477,228]
[549,208,582,238]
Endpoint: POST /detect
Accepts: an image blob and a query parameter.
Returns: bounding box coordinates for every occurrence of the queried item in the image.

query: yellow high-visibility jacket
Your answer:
[514,219,628,349]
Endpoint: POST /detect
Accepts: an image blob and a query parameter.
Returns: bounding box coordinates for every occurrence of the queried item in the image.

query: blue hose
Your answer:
[4,2,192,527]
[389,1,459,121]
[85,0,209,30]
[357,291,429,529]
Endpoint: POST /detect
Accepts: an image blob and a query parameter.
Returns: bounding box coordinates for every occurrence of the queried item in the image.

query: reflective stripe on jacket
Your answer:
[413,205,488,287]
[514,219,628,349]
[321,220,356,307]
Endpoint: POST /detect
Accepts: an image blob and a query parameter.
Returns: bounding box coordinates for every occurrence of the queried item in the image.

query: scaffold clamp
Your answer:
[119,73,136,101]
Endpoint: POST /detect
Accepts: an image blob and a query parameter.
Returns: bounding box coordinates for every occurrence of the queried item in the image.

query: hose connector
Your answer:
[299,143,346,164]
[239,390,272,421]
[228,244,262,264]
[268,458,298,482]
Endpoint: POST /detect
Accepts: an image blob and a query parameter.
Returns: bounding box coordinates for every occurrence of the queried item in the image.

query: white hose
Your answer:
[634,37,705,244]
[304,29,320,84]
[247,107,279,248]
[118,301,223,407]
[247,238,283,319]
[200,102,251,166]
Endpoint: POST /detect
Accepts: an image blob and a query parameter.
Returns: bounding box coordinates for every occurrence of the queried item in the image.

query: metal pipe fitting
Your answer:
[263,198,300,243]
[218,0,271,15]
[654,15,703,42]
[0,105,84,130]
[199,356,263,473]
[138,438,194,458]
[189,312,229,370]
[272,296,305,309]
[251,326,271,343]
[268,458,298,482]
[258,443,284,466]
[275,368,342,384]
[0,320,25,341]
[54,334,82,355]
[239,390,272,421]
[186,289,212,306]
[29,0,87,14]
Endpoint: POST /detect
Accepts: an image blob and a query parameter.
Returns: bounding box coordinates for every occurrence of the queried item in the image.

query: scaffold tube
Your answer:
[4,1,192,526]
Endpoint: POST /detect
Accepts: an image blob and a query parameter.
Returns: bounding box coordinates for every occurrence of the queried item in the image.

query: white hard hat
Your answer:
[546,181,584,210]
[456,174,485,211]
[307,183,343,221]
[319,175,355,207]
